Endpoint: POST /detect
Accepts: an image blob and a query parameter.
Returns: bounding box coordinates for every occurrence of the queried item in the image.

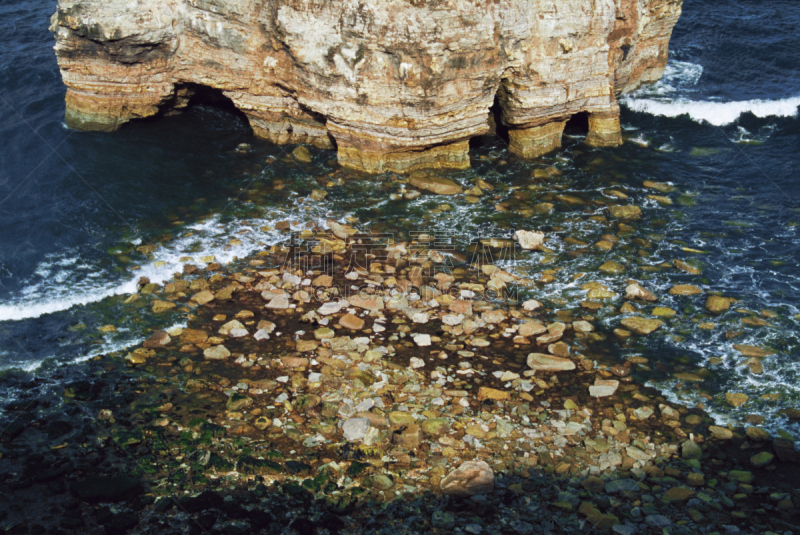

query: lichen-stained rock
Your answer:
[50,0,682,173]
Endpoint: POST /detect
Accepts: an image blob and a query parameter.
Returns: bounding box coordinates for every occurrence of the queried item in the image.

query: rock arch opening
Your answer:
[564,111,590,139]
[163,83,250,124]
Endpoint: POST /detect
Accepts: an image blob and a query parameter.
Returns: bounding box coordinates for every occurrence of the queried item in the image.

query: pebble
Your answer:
[203,345,230,360]
[527,353,575,371]
[709,425,733,440]
[342,418,371,441]
[412,333,432,346]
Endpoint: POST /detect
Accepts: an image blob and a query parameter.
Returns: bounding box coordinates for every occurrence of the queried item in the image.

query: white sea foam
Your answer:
[622,96,800,126]
[642,60,704,97]
[622,59,800,126]
[0,210,333,322]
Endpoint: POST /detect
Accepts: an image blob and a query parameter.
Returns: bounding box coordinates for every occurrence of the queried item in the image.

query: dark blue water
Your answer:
[1,0,799,436]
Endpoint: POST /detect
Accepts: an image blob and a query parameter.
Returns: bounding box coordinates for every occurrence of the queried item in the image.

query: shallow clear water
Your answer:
[1,0,799,439]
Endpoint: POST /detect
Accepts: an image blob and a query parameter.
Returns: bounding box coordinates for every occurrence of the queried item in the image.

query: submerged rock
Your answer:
[620,317,663,335]
[705,295,732,313]
[143,330,171,348]
[515,230,545,250]
[440,461,494,496]
[408,173,463,195]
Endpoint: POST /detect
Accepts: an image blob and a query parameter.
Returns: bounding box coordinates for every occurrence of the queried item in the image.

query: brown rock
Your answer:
[518,321,547,337]
[408,173,463,195]
[477,387,510,401]
[143,330,171,348]
[296,340,319,352]
[669,284,703,296]
[527,353,575,372]
[449,299,473,316]
[725,392,749,407]
[706,295,732,313]
[313,274,333,287]
[661,487,695,503]
[392,423,421,449]
[151,300,176,313]
[191,290,215,305]
[620,317,664,335]
[708,425,733,440]
[609,205,642,220]
[440,461,494,496]
[281,356,309,368]
[52,0,680,173]
[733,344,775,358]
[338,313,365,330]
[348,294,384,311]
[181,329,208,344]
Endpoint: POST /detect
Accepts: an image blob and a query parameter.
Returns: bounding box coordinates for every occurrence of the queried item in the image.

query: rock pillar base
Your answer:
[508,121,567,159]
[585,111,623,148]
[336,140,471,174]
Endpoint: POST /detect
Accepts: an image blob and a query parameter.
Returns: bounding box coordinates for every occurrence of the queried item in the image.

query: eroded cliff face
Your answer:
[51,0,682,173]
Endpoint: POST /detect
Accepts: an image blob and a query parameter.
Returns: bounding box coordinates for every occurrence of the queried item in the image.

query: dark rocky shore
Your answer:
[2,212,799,535]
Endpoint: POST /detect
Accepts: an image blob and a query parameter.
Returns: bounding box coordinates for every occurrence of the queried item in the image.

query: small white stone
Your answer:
[229,328,249,338]
[442,313,464,326]
[515,229,545,250]
[283,272,302,286]
[265,293,290,309]
[355,398,374,411]
[412,333,432,346]
[410,357,425,369]
[342,417,371,441]
[523,299,542,311]
[318,300,347,315]
[411,312,429,324]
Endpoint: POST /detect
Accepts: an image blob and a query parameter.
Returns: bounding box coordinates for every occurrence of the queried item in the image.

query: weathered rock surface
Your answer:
[51,0,682,173]
[440,461,494,496]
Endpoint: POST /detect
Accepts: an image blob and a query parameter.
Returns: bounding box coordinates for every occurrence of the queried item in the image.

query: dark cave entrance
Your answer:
[159,83,251,129]
[470,92,509,151]
[564,111,590,138]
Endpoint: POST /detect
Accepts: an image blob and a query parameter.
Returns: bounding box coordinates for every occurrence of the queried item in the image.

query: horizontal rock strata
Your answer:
[51,0,682,172]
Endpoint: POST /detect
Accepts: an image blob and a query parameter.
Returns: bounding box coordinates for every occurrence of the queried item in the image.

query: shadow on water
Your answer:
[1,353,799,535]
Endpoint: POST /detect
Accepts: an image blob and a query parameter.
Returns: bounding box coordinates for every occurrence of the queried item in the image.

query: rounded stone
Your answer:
[750,451,774,468]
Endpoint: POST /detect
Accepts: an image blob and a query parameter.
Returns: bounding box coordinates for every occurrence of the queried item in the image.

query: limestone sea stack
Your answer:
[50,0,682,173]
